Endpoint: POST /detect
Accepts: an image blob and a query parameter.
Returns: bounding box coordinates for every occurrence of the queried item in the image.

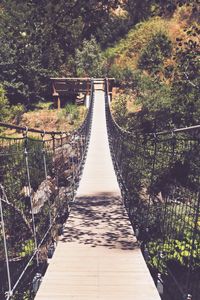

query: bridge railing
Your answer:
[0,81,94,300]
[105,79,200,300]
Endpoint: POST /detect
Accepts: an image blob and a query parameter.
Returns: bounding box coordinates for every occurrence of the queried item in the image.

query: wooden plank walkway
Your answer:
[35,86,160,300]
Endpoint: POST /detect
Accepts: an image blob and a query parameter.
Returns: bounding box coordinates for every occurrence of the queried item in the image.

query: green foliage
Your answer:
[109,7,199,133]
[0,137,53,262]
[135,74,171,110]
[0,84,26,124]
[123,0,153,24]
[105,17,168,66]
[11,104,25,125]
[64,103,79,124]
[57,103,83,128]
[111,94,129,128]
[96,14,131,49]
[138,32,172,74]
[170,24,200,127]
[110,69,173,132]
[109,65,135,86]
[0,1,53,105]
[0,0,130,105]
[75,37,104,77]
[148,219,200,274]
[0,84,10,122]
[19,239,35,257]
[130,73,172,132]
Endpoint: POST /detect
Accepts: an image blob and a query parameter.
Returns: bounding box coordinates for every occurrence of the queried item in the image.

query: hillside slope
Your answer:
[105,4,199,78]
[106,3,199,132]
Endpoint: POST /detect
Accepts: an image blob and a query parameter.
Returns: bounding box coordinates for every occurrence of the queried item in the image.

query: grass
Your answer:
[33,101,52,110]
[104,17,169,70]
[21,104,86,132]
[1,102,87,138]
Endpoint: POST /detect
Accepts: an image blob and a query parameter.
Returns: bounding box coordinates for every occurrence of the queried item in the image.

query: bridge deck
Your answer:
[35,88,160,300]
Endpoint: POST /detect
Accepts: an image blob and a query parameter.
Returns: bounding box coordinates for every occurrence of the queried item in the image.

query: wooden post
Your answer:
[52,83,60,110]
[107,79,113,102]
[86,79,90,96]
[85,79,90,108]
[52,83,57,96]
[57,95,61,110]
[109,80,113,102]
[107,79,109,95]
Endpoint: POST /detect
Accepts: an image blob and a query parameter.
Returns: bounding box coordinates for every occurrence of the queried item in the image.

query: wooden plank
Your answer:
[53,81,91,94]
[35,85,160,300]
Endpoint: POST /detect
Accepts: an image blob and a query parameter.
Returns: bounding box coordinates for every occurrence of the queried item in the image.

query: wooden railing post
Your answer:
[52,82,60,110]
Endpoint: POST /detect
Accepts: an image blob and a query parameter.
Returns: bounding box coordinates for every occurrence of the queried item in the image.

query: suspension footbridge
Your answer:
[0,79,199,300]
[34,84,160,300]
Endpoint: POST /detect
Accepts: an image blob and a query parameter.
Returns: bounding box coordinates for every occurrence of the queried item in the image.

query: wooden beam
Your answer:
[50,77,115,81]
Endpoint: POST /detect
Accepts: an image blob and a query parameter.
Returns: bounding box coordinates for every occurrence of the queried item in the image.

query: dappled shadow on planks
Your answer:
[61,193,138,250]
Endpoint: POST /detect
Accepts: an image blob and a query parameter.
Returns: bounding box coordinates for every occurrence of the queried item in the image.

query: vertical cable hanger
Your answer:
[0,185,12,299]
[23,127,39,266]
[41,130,52,227]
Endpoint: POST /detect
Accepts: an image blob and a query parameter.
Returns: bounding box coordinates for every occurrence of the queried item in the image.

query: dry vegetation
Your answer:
[2,102,87,138]
[108,3,199,114]
[106,4,197,71]
[20,105,86,132]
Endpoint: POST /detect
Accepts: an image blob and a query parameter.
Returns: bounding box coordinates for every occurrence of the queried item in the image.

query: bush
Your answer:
[65,103,79,117]
[170,23,200,127]
[0,84,10,122]
[138,32,172,74]
[109,65,136,88]
[0,84,26,125]
[11,104,25,125]
[63,104,79,125]
[104,17,169,68]
[75,36,104,77]
[111,73,172,133]
[111,94,129,128]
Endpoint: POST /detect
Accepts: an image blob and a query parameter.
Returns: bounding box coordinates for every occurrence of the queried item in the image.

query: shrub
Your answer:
[104,17,169,69]
[111,94,129,128]
[109,65,136,88]
[0,84,10,122]
[75,36,104,77]
[11,103,25,125]
[61,104,79,125]
[138,32,172,74]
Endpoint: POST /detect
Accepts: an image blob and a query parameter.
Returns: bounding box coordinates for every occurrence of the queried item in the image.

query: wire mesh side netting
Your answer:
[105,79,200,300]
[0,83,94,300]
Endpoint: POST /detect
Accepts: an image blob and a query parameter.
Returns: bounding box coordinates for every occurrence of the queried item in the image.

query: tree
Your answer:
[132,74,172,132]
[123,0,153,24]
[0,0,122,104]
[75,37,104,77]
[0,1,52,105]
[171,24,200,127]
[138,32,172,75]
